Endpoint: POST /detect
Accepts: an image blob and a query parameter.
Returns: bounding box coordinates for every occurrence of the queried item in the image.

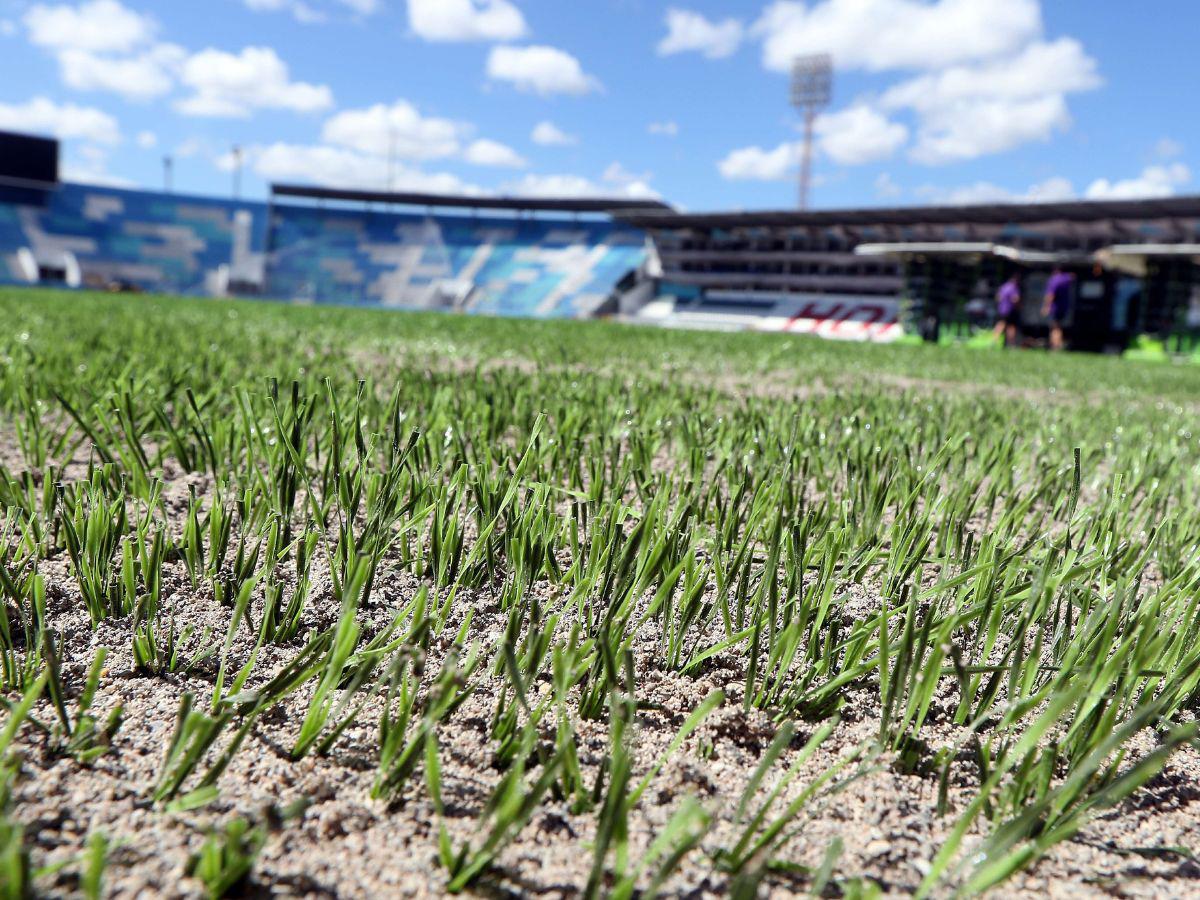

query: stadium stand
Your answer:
[0,166,656,318]
[265,201,650,318]
[0,182,266,296]
[618,199,1200,349]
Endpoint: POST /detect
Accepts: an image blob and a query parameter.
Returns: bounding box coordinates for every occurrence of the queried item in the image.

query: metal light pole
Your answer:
[791,54,833,211]
[163,155,173,193]
[231,144,243,200]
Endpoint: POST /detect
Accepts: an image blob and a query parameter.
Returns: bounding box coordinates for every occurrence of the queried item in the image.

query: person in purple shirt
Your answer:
[1042,267,1075,351]
[994,274,1021,346]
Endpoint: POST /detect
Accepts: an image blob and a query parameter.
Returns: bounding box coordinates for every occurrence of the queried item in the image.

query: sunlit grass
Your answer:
[1,287,1199,895]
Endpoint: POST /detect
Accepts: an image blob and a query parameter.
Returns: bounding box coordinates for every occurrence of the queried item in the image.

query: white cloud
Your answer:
[874,172,903,200]
[176,46,334,117]
[23,1,187,102]
[136,130,157,149]
[486,45,600,96]
[1153,138,1184,160]
[463,138,527,168]
[244,0,377,19]
[24,0,155,53]
[718,141,801,181]
[503,171,659,200]
[1024,176,1076,202]
[174,136,210,159]
[648,120,679,137]
[337,0,379,14]
[753,0,1042,73]
[504,174,600,198]
[531,121,578,146]
[0,96,120,144]
[609,180,659,200]
[877,38,1099,165]
[62,143,134,186]
[920,175,1076,205]
[740,5,1099,169]
[246,142,485,193]
[735,7,1101,170]
[61,162,134,187]
[815,106,908,165]
[321,100,466,160]
[213,148,241,172]
[881,38,1099,110]
[407,0,527,42]
[243,0,326,23]
[320,102,529,171]
[657,8,743,60]
[57,43,186,101]
[717,110,906,179]
[602,162,659,198]
[1085,163,1191,201]
[908,93,1071,165]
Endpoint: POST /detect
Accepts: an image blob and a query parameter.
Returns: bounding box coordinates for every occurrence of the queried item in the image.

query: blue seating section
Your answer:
[0,183,266,294]
[265,204,648,317]
[0,183,649,318]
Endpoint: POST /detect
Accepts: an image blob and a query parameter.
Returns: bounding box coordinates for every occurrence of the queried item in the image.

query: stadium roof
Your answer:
[616,196,1200,230]
[270,183,673,214]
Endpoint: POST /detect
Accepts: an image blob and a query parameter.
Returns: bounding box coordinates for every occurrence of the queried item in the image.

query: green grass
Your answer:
[1,287,1200,896]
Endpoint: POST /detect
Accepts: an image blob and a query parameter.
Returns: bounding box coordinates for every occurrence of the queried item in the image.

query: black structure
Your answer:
[0,130,60,188]
[271,183,672,215]
[618,196,1200,231]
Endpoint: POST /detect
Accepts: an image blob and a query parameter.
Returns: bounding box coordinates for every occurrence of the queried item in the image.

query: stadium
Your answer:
[4,131,1199,355]
[4,2,1200,898]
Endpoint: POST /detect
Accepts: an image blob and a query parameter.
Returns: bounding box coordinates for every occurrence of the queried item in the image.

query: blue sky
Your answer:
[0,0,1195,211]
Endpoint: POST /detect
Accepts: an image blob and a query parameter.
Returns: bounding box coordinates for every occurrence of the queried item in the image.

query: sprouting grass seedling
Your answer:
[41,638,122,763]
[80,833,109,900]
[186,817,266,899]
[5,288,1200,895]
[431,721,565,893]
[608,797,711,900]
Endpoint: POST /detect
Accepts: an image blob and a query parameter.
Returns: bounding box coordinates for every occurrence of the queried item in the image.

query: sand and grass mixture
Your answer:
[2,288,1200,898]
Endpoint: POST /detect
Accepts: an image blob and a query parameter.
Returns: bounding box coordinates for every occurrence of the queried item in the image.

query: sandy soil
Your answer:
[3,429,1200,899]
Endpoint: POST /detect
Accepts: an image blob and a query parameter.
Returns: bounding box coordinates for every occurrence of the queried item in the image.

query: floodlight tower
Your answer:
[791,54,833,210]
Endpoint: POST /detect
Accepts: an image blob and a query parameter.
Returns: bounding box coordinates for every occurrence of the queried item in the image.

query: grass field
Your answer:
[2,287,1200,898]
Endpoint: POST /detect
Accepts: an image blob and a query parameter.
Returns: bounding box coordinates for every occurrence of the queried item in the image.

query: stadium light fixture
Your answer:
[791,54,833,211]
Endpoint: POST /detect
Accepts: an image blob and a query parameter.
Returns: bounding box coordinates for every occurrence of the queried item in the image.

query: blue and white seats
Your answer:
[0,182,651,319]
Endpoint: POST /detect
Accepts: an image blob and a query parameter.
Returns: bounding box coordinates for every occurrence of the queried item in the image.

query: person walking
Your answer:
[994,274,1021,347]
[1042,267,1075,351]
